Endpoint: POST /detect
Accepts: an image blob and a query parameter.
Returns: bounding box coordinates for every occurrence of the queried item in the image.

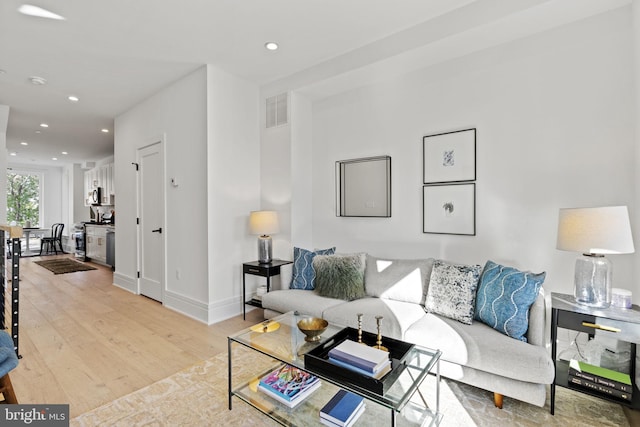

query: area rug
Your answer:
[71,348,629,427]
[34,258,97,274]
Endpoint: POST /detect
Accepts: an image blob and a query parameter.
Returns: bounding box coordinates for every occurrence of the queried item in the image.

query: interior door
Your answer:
[137,141,164,302]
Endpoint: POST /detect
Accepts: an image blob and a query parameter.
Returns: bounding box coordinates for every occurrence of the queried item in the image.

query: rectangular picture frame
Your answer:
[423,183,475,235]
[423,128,476,184]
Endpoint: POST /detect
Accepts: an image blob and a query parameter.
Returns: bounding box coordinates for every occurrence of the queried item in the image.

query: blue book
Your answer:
[328,357,391,379]
[320,389,365,427]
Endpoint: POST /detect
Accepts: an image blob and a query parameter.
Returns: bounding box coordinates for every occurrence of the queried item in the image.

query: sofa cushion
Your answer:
[322,298,426,340]
[404,313,554,384]
[261,289,346,319]
[290,246,336,290]
[313,253,366,301]
[475,260,546,342]
[425,260,481,325]
[364,255,434,305]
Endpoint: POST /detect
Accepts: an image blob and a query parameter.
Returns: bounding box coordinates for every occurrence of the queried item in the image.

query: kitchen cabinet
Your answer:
[84,162,115,206]
[86,225,107,264]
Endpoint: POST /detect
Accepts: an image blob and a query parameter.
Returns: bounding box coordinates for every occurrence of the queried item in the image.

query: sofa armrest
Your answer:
[527,288,547,347]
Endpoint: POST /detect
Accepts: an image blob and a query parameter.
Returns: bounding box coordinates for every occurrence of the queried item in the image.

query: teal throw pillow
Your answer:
[290,247,336,290]
[424,260,482,325]
[313,253,366,301]
[475,260,546,342]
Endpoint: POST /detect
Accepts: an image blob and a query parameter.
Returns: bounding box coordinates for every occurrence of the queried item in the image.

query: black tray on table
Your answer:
[303,327,414,395]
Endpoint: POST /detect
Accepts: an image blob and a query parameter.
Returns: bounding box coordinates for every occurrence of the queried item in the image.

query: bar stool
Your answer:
[0,331,18,404]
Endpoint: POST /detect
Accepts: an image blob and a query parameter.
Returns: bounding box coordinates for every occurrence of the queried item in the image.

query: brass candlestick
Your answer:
[374,315,388,351]
[357,313,364,344]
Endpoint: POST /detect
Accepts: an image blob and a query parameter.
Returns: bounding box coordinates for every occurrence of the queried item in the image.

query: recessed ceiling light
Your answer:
[61,151,68,155]
[51,157,58,161]
[40,123,48,128]
[68,95,79,102]
[18,4,65,20]
[101,129,109,133]
[35,130,41,134]
[9,152,17,156]
[29,76,47,85]
[264,42,279,51]
[20,141,28,146]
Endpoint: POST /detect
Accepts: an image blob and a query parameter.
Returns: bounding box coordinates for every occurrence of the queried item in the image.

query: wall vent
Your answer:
[266,93,288,128]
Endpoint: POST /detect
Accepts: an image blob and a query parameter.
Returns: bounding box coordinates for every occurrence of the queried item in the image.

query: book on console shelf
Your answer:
[568,374,632,402]
[258,365,321,408]
[568,359,633,394]
[320,389,365,427]
[328,339,390,373]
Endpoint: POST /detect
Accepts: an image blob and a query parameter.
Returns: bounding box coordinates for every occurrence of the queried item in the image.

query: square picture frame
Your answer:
[423,183,475,235]
[423,128,476,184]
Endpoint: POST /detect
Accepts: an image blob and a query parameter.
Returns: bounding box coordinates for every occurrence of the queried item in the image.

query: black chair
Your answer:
[40,223,64,255]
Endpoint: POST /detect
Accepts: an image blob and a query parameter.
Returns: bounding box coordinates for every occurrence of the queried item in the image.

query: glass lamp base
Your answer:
[257,235,272,264]
[574,254,612,308]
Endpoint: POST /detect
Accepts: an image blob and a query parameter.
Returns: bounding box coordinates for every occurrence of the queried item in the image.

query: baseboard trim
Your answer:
[164,291,210,324]
[113,272,137,294]
[163,292,243,325]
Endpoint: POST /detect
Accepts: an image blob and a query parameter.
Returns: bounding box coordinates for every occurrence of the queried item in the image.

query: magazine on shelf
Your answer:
[328,339,390,373]
[258,365,321,408]
[320,389,366,427]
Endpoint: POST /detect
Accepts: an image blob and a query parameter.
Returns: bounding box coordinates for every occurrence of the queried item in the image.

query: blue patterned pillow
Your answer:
[425,260,482,325]
[475,261,546,342]
[290,247,336,290]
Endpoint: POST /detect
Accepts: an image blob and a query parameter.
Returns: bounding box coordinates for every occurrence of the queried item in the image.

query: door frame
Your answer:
[136,136,166,301]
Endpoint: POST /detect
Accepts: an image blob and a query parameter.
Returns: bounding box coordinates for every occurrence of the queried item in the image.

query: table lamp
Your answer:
[249,210,280,264]
[556,206,635,308]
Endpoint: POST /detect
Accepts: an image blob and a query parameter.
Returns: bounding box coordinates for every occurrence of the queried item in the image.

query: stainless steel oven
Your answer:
[73,223,86,260]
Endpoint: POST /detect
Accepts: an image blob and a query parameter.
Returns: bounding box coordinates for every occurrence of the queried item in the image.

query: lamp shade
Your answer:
[249,210,280,236]
[556,206,635,255]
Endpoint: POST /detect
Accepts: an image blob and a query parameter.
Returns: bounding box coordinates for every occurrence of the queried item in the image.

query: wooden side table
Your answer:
[242,260,292,320]
[550,292,640,414]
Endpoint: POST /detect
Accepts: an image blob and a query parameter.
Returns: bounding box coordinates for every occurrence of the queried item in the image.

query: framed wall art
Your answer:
[423,128,476,184]
[423,183,475,235]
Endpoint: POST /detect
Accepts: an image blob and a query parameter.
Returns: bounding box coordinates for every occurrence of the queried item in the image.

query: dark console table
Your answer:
[242,260,292,320]
[551,292,640,414]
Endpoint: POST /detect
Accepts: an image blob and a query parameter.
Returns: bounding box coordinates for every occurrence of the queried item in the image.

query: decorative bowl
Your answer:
[297,317,329,342]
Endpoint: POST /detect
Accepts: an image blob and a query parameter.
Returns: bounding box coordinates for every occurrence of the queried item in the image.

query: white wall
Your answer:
[115,65,260,323]
[306,8,636,298]
[115,67,209,318]
[206,66,260,322]
[0,105,8,224]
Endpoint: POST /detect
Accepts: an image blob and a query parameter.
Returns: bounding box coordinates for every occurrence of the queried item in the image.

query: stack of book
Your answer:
[328,339,391,379]
[258,365,321,408]
[320,389,365,427]
[568,359,633,402]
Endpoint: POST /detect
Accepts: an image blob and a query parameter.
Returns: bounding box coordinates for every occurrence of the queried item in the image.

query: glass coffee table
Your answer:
[228,311,442,426]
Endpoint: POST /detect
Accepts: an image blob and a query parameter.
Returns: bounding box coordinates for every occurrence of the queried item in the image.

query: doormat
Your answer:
[34,258,97,275]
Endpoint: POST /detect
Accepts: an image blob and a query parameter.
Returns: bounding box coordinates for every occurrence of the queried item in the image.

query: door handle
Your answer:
[151,228,162,234]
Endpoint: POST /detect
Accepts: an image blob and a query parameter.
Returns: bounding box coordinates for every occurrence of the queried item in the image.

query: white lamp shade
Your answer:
[249,211,280,236]
[557,206,635,254]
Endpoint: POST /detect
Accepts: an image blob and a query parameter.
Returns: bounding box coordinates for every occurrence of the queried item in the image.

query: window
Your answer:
[7,170,41,227]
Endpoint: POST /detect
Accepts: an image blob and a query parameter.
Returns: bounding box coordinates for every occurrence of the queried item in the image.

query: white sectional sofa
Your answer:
[261,253,555,408]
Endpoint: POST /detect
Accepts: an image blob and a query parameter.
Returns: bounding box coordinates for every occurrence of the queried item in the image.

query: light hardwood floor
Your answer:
[9,254,264,418]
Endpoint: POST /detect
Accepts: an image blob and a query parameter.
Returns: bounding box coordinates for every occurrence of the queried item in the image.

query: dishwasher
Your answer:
[106,227,115,270]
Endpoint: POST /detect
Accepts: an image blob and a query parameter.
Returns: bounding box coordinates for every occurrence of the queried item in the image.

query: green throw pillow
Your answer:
[313,253,366,301]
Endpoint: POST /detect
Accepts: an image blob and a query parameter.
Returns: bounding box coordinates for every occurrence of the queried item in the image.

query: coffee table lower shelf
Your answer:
[230,363,442,427]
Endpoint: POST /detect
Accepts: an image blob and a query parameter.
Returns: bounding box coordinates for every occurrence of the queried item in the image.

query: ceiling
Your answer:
[0,0,630,166]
